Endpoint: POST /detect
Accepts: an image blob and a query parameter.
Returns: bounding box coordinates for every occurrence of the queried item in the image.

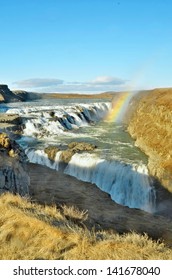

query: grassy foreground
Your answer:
[0,193,172,260]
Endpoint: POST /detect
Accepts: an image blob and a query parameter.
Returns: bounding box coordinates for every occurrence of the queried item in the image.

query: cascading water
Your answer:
[25,147,156,213]
[6,102,111,138]
[4,98,156,213]
[64,153,156,212]
[25,148,62,170]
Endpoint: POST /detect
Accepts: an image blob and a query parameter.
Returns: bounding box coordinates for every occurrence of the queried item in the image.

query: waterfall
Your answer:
[25,147,156,213]
[7,102,111,138]
[64,153,156,212]
[25,148,62,170]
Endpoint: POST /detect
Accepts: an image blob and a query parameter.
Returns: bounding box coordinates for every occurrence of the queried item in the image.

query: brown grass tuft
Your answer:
[0,193,171,260]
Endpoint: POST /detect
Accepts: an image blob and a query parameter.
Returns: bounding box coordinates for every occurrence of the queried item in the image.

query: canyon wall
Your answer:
[0,133,29,196]
[128,88,172,192]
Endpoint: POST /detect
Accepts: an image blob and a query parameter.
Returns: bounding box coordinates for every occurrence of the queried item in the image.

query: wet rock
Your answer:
[0,114,22,134]
[60,150,74,163]
[0,133,11,149]
[68,142,97,152]
[0,114,21,125]
[44,141,97,165]
[0,152,29,196]
[59,142,96,166]
[44,146,60,161]
[49,111,55,118]
[0,133,29,196]
[0,132,27,162]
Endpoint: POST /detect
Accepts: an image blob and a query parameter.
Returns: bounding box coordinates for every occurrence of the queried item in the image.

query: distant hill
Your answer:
[41,91,119,99]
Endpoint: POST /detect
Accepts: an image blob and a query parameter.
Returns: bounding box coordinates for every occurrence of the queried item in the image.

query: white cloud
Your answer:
[13,78,63,88]
[91,76,126,85]
[13,76,128,93]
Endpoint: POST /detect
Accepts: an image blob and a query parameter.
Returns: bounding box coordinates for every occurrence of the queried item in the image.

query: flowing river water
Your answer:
[1,98,156,213]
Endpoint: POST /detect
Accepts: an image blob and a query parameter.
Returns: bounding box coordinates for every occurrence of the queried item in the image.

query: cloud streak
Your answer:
[91,76,126,85]
[13,78,63,88]
[13,76,128,93]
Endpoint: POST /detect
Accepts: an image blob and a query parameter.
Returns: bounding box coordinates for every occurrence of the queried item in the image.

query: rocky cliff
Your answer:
[0,84,40,103]
[0,84,22,102]
[0,133,29,196]
[128,88,172,192]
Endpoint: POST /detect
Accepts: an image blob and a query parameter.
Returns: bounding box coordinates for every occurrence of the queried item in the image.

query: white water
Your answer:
[26,148,62,171]
[25,147,155,213]
[64,153,155,212]
[1,98,156,213]
[6,102,111,138]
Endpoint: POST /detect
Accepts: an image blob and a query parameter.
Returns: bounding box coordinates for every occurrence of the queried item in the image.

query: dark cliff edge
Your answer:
[0,84,40,103]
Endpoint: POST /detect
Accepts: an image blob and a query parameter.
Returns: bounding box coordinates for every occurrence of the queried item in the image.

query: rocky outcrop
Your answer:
[12,90,41,101]
[60,150,75,163]
[44,142,97,164]
[44,146,60,161]
[0,154,29,196]
[0,133,29,196]
[0,132,27,162]
[0,84,40,103]
[128,88,172,192]
[0,113,22,133]
[0,84,21,103]
[68,142,96,152]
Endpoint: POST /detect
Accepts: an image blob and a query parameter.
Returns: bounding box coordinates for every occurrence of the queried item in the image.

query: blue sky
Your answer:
[0,0,172,93]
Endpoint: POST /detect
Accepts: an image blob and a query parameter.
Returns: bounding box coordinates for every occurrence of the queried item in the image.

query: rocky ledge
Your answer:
[44,141,97,165]
[0,113,22,134]
[0,133,29,196]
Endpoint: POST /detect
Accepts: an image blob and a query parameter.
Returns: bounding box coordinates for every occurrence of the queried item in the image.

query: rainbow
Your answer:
[105,91,133,123]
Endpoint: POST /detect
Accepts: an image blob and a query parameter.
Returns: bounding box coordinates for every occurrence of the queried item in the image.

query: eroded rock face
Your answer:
[0,133,29,196]
[60,150,75,163]
[68,142,97,152]
[0,133,27,162]
[128,88,172,192]
[44,141,97,164]
[44,146,60,161]
[0,84,21,103]
[0,155,29,196]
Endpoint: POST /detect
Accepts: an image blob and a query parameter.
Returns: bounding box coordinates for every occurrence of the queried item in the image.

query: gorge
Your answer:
[0,85,172,259]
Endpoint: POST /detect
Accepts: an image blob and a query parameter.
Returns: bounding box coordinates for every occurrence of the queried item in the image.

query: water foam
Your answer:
[25,148,62,170]
[13,102,111,138]
[64,153,156,212]
[25,147,155,213]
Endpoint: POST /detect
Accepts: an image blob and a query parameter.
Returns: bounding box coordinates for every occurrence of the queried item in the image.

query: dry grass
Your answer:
[128,88,172,191]
[0,193,171,260]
